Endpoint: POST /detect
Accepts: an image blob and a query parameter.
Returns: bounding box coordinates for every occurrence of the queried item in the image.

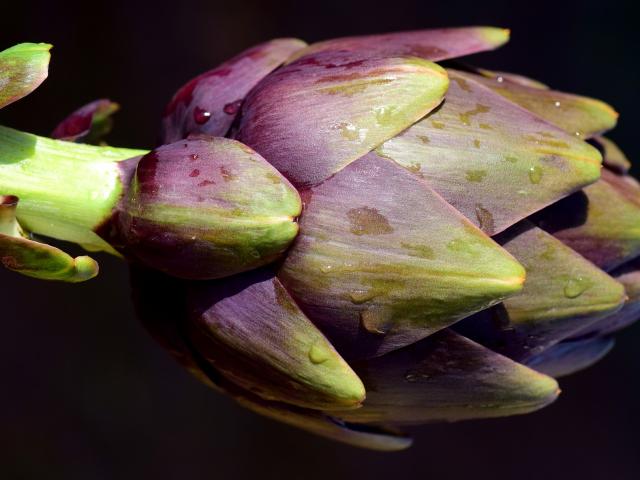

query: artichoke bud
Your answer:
[51,99,119,144]
[116,137,302,279]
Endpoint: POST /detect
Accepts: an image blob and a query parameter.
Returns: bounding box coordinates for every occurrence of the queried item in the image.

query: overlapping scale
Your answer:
[456,222,625,360]
[279,153,525,360]
[330,330,559,424]
[466,71,618,137]
[161,38,306,143]
[377,70,602,235]
[286,27,510,63]
[535,169,640,271]
[186,269,365,410]
[236,51,449,187]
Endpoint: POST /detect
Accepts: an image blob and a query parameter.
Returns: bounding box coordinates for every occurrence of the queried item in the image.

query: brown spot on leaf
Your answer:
[466,170,487,182]
[401,242,435,259]
[459,104,490,126]
[452,76,472,92]
[475,205,495,234]
[347,207,394,236]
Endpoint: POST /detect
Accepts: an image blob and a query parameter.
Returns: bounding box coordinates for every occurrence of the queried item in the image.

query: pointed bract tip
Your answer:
[70,255,99,282]
[0,42,52,109]
[478,26,511,47]
[512,365,561,413]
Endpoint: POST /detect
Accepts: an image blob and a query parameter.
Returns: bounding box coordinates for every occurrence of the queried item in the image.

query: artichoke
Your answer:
[1,27,639,451]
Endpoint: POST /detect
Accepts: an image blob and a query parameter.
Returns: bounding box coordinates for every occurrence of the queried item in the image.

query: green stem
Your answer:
[0,125,147,253]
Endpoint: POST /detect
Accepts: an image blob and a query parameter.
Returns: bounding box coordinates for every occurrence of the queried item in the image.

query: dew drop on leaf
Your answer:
[308,340,330,364]
[564,276,591,298]
[193,107,211,125]
[360,308,392,335]
[528,165,543,184]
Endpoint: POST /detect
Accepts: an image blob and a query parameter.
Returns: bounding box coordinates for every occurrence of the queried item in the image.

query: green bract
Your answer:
[0,27,637,451]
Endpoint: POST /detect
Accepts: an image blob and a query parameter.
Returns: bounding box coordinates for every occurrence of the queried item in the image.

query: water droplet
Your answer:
[554,101,561,108]
[193,107,211,124]
[373,105,395,125]
[223,99,242,115]
[404,373,419,382]
[528,165,543,184]
[404,371,430,383]
[360,308,392,335]
[406,162,422,174]
[220,166,237,182]
[349,289,374,304]
[308,340,331,364]
[320,264,334,273]
[496,76,504,83]
[575,131,582,137]
[338,122,359,141]
[190,153,199,160]
[564,276,591,298]
[447,238,467,252]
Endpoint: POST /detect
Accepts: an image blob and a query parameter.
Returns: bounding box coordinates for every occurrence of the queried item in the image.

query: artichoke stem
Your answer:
[0,125,147,252]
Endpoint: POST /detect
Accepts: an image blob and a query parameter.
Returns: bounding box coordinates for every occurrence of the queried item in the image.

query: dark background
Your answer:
[1,1,638,479]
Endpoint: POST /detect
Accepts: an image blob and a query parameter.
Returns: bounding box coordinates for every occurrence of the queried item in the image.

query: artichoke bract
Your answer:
[1,27,638,451]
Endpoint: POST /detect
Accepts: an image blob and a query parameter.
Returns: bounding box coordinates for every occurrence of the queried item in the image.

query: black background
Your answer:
[1,1,639,479]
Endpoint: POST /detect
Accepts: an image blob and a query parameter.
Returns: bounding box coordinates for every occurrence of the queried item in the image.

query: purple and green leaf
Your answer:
[330,330,559,424]
[237,51,449,187]
[117,137,301,279]
[287,26,510,63]
[377,70,602,235]
[51,99,119,144]
[161,38,306,143]
[0,43,50,109]
[279,153,525,360]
